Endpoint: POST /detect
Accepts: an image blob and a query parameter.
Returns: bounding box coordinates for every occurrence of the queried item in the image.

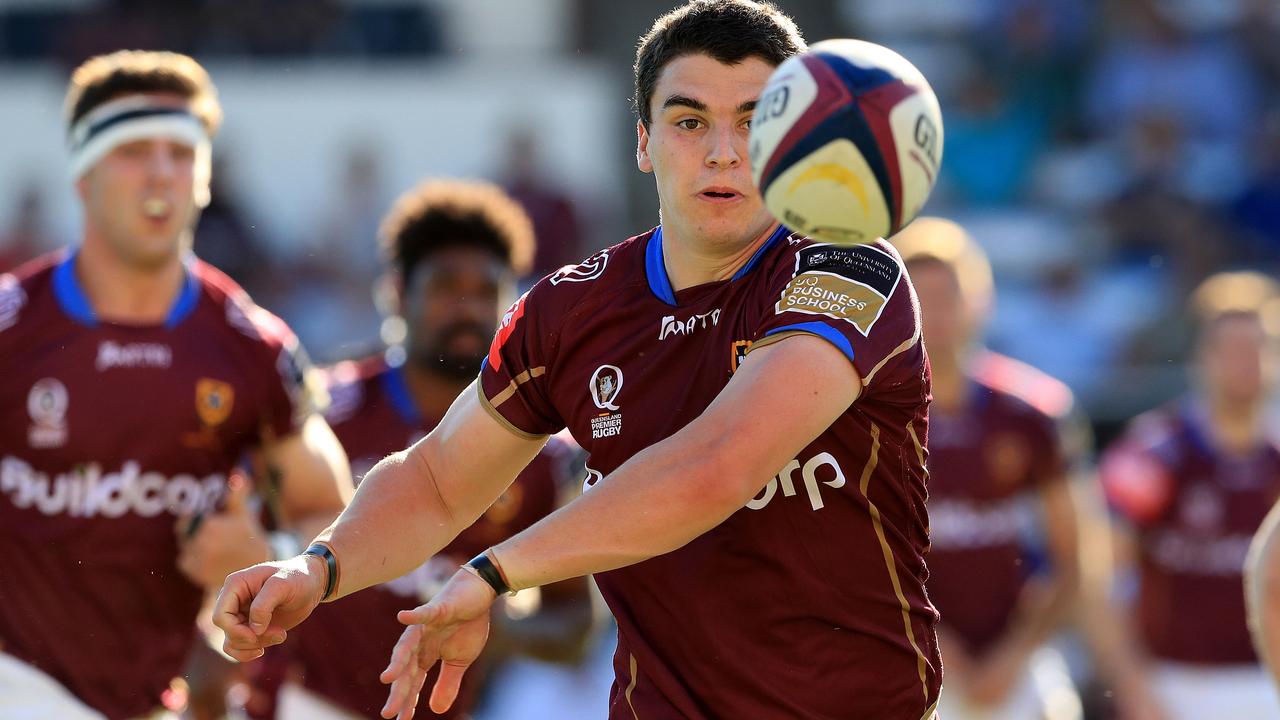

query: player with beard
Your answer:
[256,180,593,720]
[1093,271,1280,719]
[0,51,353,720]
[215,3,941,719]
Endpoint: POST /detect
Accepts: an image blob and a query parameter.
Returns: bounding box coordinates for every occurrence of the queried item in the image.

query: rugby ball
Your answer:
[749,39,943,245]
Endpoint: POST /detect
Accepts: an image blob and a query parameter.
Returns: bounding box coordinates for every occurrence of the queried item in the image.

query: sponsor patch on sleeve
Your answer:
[775,243,902,335]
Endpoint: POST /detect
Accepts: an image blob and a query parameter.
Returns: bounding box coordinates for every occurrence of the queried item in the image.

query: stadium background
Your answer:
[1,0,1279,717]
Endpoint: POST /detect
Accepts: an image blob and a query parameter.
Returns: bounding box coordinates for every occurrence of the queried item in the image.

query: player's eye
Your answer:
[676,118,702,131]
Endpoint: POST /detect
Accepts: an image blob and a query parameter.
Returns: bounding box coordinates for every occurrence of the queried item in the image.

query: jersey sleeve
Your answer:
[1099,434,1176,527]
[748,241,919,388]
[263,331,324,440]
[478,284,565,438]
[1026,410,1069,488]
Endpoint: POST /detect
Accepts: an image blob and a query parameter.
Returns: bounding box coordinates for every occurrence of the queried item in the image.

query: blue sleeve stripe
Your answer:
[764,321,856,364]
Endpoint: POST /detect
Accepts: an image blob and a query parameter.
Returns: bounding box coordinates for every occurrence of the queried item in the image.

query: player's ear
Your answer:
[636,119,654,174]
[373,270,403,317]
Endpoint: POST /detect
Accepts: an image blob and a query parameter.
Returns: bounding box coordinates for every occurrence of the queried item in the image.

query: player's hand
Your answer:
[212,554,326,662]
[176,474,269,589]
[380,568,496,719]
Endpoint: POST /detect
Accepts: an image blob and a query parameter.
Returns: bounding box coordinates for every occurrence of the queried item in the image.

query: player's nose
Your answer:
[704,124,742,169]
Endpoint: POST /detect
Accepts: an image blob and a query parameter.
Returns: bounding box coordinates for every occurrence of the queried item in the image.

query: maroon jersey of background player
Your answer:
[1102,402,1280,664]
[479,225,940,719]
[274,355,567,718]
[0,249,315,720]
[925,350,1072,655]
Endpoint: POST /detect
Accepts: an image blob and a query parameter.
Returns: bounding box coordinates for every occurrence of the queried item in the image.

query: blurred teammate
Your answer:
[216,2,942,719]
[0,50,353,720]
[1095,271,1280,719]
[259,180,593,720]
[894,219,1084,719]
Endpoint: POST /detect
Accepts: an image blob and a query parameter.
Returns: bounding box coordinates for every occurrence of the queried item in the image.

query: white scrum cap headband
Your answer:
[67,95,212,198]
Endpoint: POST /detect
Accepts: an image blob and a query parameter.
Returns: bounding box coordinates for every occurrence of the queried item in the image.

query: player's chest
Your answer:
[927,407,1039,499]
[552,296,760,459]
[1,330,262,461]
[1162,452,1280,535]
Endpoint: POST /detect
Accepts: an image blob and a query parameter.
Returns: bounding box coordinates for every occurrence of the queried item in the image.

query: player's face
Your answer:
[76,95,204,269]
[909,260,974,354]
[401,245,514,380]
[1199,314,1278,405]
[637,53,777,251]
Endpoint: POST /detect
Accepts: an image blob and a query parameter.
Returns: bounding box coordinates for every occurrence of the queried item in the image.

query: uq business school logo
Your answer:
[589,364,623,439]
[28,378,69,449]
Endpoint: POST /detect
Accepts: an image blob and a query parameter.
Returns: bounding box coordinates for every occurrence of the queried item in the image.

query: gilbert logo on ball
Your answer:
[749,39,943,245]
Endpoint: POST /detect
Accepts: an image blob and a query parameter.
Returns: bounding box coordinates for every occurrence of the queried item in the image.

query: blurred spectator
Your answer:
[938,60,1049,207]
[1232,112,1280,268]
[499,129,584,280]
[0,182,51,272]
[193,156,274,296]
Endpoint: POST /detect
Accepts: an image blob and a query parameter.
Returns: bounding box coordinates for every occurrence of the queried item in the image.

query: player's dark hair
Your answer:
[64,50,223,136]
[634,0,805,127]
[380,179,535,283]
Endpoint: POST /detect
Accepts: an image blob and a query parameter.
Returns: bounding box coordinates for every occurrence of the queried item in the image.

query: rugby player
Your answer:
[894,218,1084,719]
[216,2,942,718]
[260,179,593,720]
[1093,271,1280,718]
[0,50,353,719]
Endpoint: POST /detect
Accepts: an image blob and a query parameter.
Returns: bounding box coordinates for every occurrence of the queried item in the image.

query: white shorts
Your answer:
[1150,661,1280,720]
[0,651,178,720]
[0,650,107,720]
[276,682,364,720]
[938,647,1082,720]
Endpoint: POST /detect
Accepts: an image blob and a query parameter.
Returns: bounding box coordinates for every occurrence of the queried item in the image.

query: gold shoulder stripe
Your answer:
[625,652,641,720]
[490,366,546,407]
[860,326,920,387]
[857,423,931,702]
[475,379,547,441]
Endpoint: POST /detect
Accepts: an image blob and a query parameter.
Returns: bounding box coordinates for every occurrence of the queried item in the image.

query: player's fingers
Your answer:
[428,660,469,714]
[381,664,423,719]
[246,575,289,634]
[223,472,251,515]
[397,601,446,627]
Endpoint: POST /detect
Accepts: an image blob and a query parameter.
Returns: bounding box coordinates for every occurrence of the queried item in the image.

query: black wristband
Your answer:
[303,543,338,601]
[467,552,511,596]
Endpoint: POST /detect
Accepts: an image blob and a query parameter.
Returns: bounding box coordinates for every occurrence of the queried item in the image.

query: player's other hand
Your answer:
[380,569,496,720]
[212,554,325,662]
[176,473,269,589]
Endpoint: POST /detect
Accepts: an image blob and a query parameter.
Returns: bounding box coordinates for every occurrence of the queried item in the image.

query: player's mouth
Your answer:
[697,187,744,204]
[141,197,172,222]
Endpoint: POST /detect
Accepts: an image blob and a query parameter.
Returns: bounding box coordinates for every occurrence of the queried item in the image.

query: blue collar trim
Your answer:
[53,250,201,328]
[381,363,424,425]
[645,224,788,306]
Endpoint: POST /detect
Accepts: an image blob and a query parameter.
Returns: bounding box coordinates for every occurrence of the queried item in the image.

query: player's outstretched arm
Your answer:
[213,384,547,663]
[1246,499,1280,689]
[379,334,860,718]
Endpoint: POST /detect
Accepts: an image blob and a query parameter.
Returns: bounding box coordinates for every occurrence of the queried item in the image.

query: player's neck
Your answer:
[661,221,777,291]
[75,235,186,324]
[1205,394,1266,453]
[401,362,469,420]
[928,347,967,411]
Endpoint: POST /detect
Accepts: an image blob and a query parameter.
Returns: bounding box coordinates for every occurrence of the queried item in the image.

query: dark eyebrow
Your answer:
[662,94,707,113]
[660,95,759,116]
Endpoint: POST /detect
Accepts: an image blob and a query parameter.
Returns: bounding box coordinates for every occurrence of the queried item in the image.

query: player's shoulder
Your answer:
[528,232,647,305]
[320,354,386,426]
[190,257,297,350]
[0,250,66,335]
[970,350,1075,420]
[1116,404,1185,460]
[757,231,906,284]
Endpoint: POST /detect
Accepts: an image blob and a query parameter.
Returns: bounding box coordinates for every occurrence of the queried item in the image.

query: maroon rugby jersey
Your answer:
[1101,402,1280,664]
[480,226,940,719]
[0,250,316,719]
[924,351,1071,655]
[283,355,567,718]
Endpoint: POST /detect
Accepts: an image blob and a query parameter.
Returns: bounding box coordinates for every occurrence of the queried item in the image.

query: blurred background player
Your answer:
[248,179,594,720]
[894,218,1086,720]
[1093,271,1280,719]
[0,50,353,720]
